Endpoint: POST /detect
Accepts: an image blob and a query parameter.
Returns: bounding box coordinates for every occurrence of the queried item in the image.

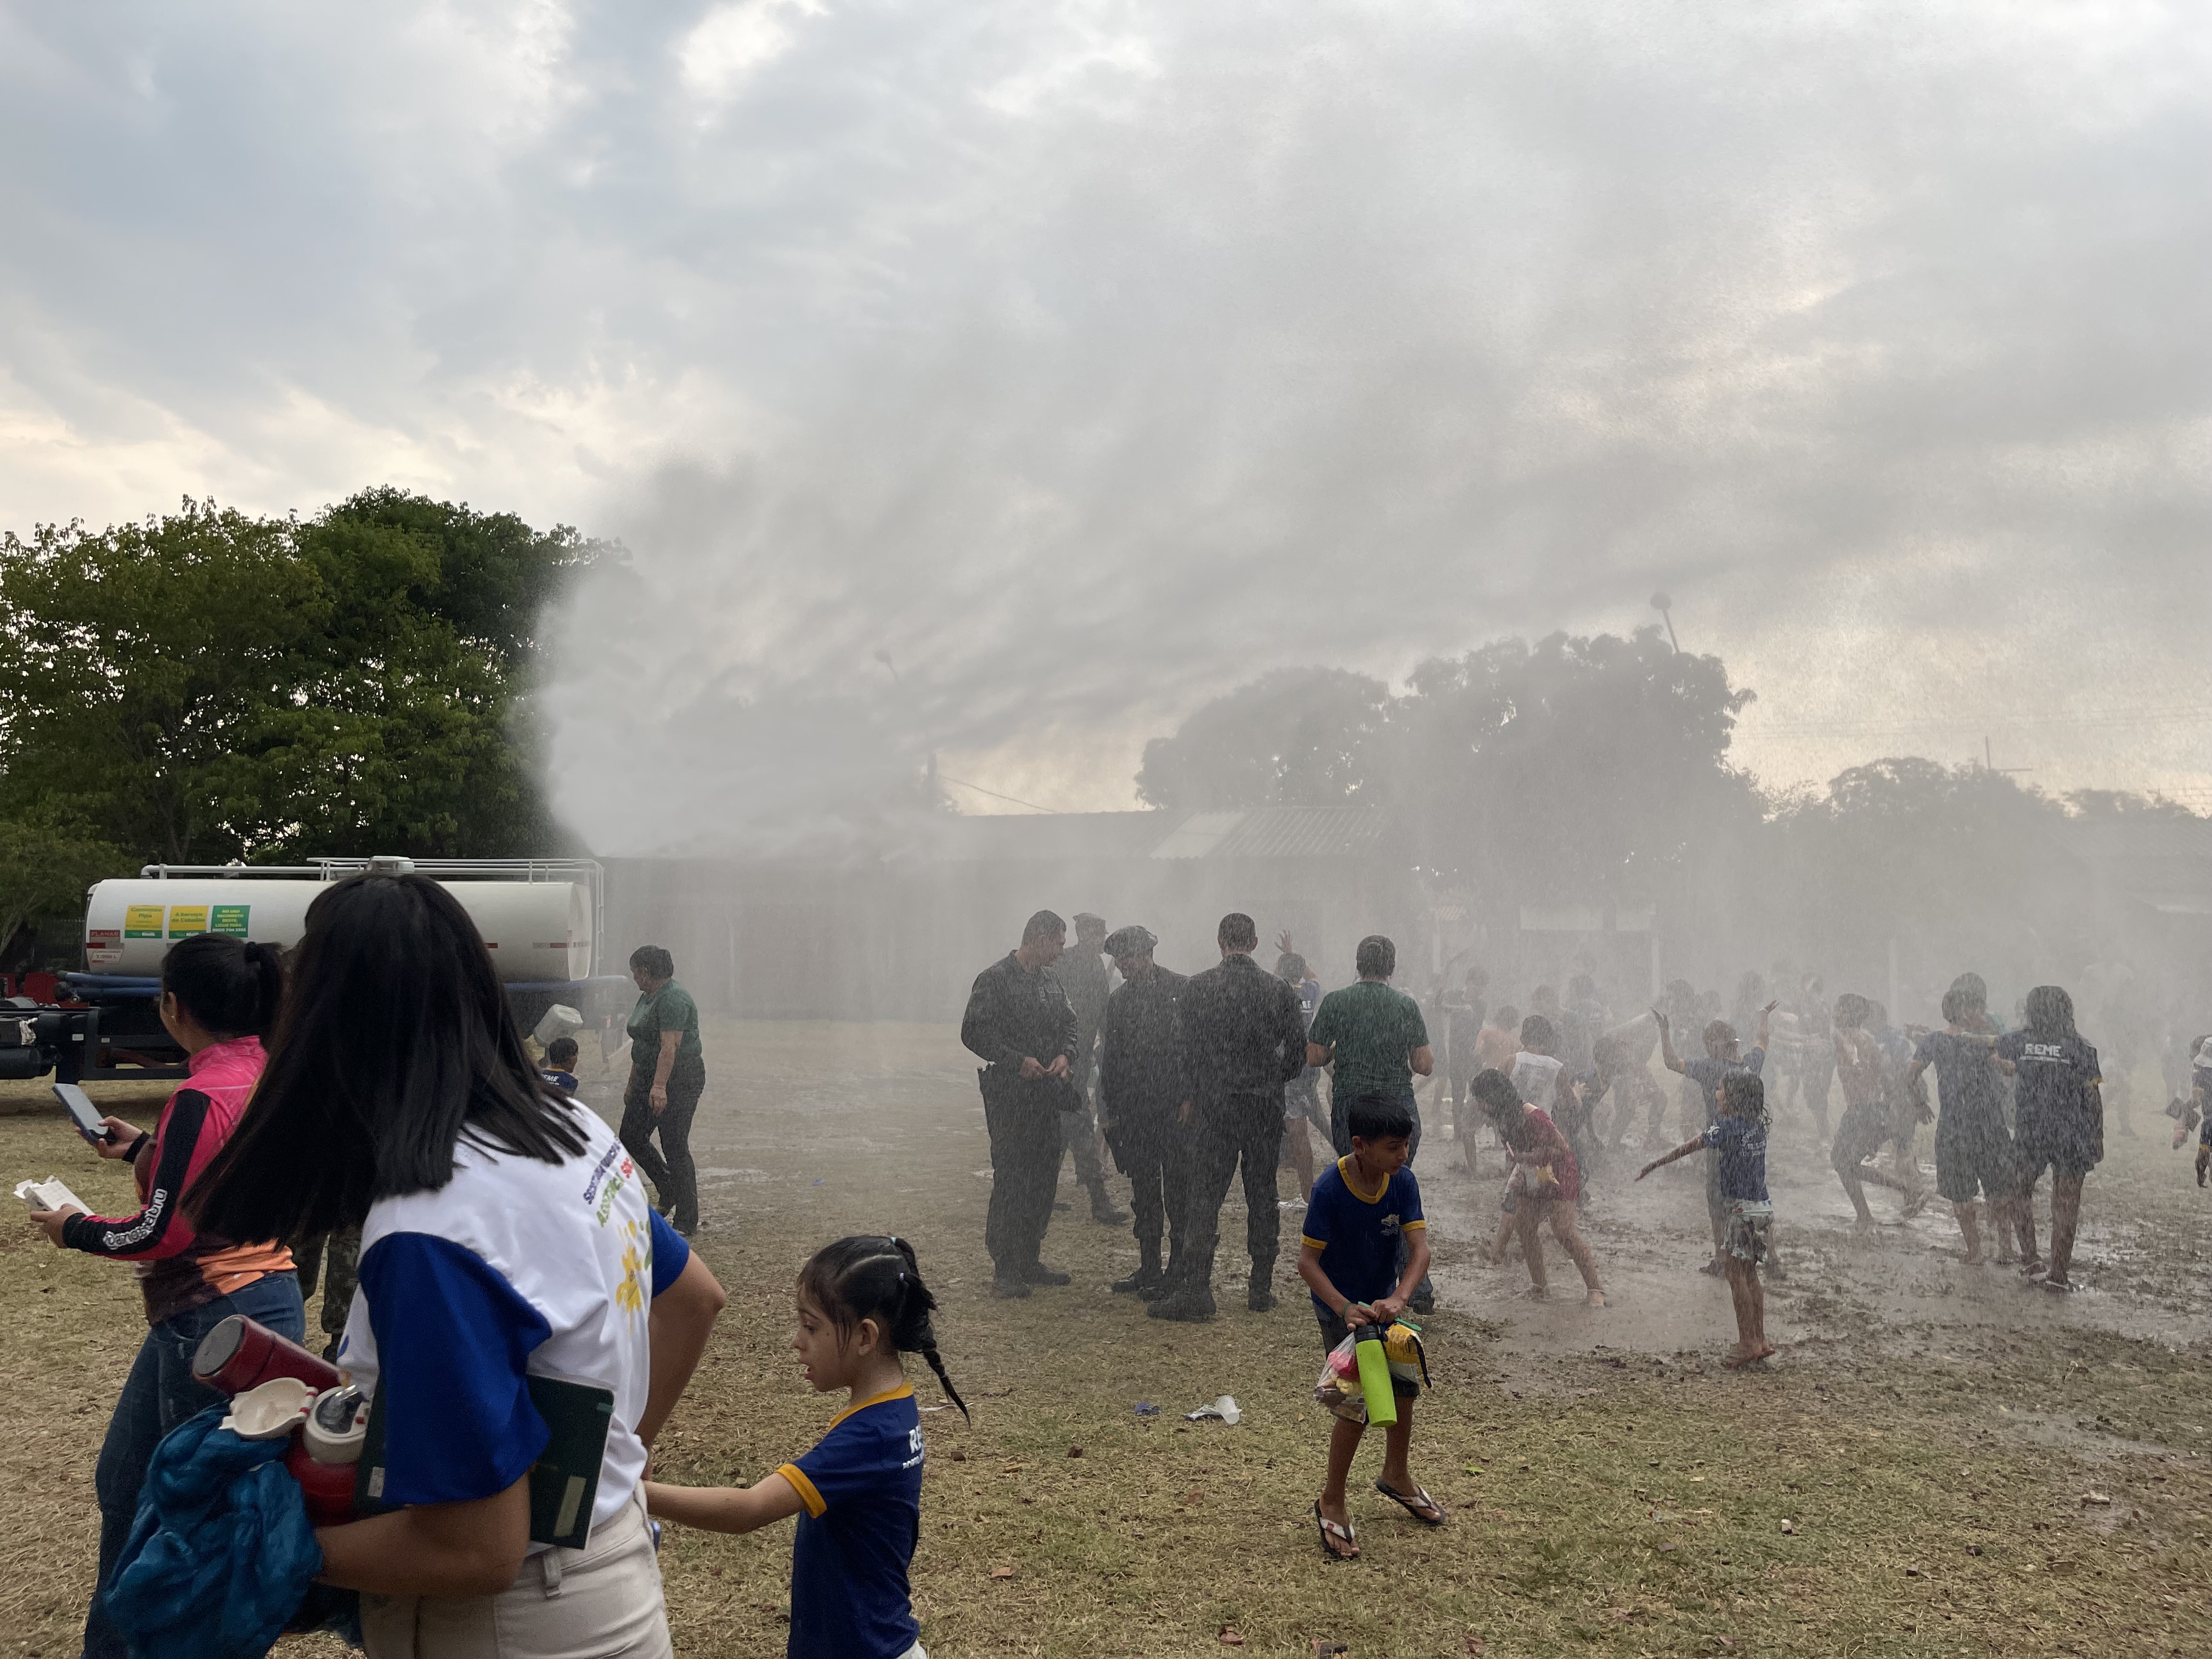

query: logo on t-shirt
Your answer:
[616,1216,650,1325]
[903,1425,925,1471]
[1379,1212,1403,1239]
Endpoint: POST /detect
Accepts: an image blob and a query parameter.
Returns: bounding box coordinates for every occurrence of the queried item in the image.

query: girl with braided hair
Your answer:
[646,1235,964,1659]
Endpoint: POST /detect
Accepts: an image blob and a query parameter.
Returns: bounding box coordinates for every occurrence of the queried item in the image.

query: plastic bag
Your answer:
[1311,1320,1429,1424]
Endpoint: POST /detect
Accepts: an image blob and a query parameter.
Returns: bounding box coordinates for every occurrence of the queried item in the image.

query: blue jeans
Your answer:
[85,1272,306,1659]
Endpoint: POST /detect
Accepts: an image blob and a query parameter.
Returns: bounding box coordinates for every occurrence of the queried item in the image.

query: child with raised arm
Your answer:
[646,1236,967,1659]
[1656,1000,1772,1276]
[1299,1094,1443,1561]
[1640,1071,1775,1368]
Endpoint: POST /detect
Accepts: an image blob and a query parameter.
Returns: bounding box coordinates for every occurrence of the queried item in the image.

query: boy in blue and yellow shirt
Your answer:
[1298,1093,1443,1560]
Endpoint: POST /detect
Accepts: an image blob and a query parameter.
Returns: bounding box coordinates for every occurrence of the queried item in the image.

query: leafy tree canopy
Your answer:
[0,490,608,870]
[1137,627,1758,904]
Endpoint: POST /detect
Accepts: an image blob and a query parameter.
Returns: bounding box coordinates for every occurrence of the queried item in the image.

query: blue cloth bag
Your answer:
[105,1406,326,1659]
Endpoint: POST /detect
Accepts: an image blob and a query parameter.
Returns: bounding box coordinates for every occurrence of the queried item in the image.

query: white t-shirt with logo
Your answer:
[337,1105,687,1534]
[1509,1051,1565,1110]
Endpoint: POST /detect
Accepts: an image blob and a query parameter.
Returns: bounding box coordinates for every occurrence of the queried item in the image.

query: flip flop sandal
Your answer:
[1374,1479,1447,1525]
[1312,1500,1359,1559]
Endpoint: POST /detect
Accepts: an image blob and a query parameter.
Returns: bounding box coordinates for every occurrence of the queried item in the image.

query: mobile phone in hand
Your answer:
[52,1082,114,1146]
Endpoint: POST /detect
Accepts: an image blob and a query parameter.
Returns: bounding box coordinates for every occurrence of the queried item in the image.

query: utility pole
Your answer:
[876,650,947,811]
[1651,591,1680,653]
[1981,736,2032,778]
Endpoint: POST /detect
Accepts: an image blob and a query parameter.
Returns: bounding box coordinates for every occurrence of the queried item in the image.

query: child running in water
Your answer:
[1639,1071,1775,1367]
[1470,1069,1606,1306]
[647,1235,967,1659]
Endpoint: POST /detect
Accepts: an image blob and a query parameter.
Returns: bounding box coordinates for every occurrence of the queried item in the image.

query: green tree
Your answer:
[0,490,607,870]
[1135,629,1760,913]
[0,804,132,964]
[1136,667,1393,809]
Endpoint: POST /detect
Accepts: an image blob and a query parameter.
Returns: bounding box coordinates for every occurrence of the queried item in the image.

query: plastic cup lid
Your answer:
[222,1376,315,1440]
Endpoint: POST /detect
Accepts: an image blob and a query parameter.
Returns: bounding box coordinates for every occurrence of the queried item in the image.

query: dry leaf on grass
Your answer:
[988,1566,1015,1581]
[1218,1628,1244,1647]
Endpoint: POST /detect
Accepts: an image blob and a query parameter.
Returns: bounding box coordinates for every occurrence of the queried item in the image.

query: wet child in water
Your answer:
[646,1236,966,1659]
[1639,1071,1775,1368]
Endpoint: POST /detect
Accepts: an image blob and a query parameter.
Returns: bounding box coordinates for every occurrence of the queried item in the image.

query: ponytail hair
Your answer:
[799,1235,968,1421]
[162,933,284,1039]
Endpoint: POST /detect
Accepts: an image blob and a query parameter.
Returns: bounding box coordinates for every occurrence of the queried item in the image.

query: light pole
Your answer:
[1650,591,1680,654]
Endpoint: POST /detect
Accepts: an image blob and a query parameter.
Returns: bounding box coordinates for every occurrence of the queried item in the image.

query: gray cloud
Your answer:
[3,3,2208,845]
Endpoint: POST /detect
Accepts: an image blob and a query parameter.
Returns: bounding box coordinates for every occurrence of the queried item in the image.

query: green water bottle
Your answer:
[1352,1318,1397,1426]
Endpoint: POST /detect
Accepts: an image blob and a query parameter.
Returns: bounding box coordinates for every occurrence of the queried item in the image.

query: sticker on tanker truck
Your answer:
[87,928,123,967]
[124,906,165,939]
[166,905,211,937]
[210,904,250,937]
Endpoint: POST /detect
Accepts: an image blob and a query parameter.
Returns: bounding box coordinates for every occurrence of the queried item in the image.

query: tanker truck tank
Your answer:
[3,857,619,1085]
[84,876,591,983]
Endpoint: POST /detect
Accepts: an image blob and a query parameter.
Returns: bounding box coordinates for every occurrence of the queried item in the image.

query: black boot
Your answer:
[1113,1242,1164,1295]
[1247,1263,1277,1313]
[1019,1260,1073,1286]
[1089,1182,1130,1226]
[1148,1281,1216,1322]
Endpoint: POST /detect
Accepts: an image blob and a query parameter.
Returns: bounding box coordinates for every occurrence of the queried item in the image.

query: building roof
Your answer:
[923,805,1393,864]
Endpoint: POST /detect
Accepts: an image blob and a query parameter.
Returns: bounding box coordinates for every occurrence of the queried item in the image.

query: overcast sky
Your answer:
[4,3,2208,848]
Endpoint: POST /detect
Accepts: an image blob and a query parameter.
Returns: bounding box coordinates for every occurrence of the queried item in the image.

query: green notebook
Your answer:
[354,1373,616,1549]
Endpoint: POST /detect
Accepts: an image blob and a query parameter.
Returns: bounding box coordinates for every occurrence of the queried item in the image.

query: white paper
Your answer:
[14,1176,86,1212]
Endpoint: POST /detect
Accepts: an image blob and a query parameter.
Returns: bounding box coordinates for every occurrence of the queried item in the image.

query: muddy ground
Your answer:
[4,1022,2210,1657]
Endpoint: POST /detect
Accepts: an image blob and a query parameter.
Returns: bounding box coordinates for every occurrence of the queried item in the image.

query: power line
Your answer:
[1746,704,2212,740]
[938,775,1063,814]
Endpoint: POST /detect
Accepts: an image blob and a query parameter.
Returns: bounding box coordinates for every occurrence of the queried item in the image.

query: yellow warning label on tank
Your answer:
[210,904,250,937]
[124,905,165,939]
[166,905,210,937]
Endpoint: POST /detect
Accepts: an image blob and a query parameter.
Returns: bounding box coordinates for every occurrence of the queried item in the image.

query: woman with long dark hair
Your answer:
[193,873,727,1657]
[1995,985,2103,1291]
[25,932,300,1659]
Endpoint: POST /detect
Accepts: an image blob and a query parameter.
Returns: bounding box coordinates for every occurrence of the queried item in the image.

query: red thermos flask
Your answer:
[285,1384,369,1527]
[193,1314,342,1397]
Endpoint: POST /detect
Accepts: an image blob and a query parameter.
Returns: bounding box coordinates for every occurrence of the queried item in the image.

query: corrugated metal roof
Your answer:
[1148,811,1246,860]
[923,810,1186,864]
[1206,807,1394,860]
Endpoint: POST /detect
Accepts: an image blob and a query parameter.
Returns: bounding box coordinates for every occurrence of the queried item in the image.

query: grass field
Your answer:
[5,1022,2212,1657]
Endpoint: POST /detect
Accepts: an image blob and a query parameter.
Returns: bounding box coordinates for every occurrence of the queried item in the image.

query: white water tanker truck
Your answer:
[0,856,629,1084]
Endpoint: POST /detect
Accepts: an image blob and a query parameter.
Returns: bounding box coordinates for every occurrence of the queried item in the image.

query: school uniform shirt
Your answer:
[1701,1114,1769,1203]
[1681,1048,1765,1126]
[336,1104,691,1533]
[62,1035,293,1325]
[777,1385,926,1659]
[1301,1155,1426,1312]
[541,1068,580,1094]
[1912,1032,2005,1133]
[1996,1029,2103,1169]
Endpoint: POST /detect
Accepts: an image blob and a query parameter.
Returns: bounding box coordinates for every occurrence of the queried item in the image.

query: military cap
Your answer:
[1103,924,1157,958]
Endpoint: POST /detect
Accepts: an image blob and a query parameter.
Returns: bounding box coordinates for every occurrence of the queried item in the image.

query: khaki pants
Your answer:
[362,1488,672,1659]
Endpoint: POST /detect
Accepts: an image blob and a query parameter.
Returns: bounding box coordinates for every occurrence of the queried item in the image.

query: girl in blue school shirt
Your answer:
[646,1236,967,1659]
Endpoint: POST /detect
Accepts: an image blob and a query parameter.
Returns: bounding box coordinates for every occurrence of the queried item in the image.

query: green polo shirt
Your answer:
[1309,980,1429,1102]
[628,979,703,1066]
